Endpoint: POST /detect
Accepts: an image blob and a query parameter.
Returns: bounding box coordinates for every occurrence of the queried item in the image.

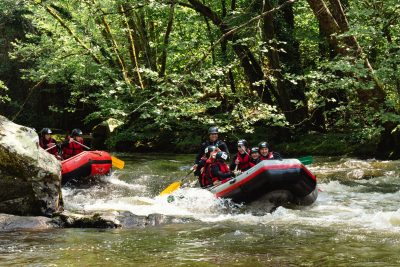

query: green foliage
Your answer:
[0,80,10,103]
[1,0,399,155]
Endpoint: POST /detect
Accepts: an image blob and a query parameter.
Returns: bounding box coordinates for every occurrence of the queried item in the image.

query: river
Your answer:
[1,154,400,266]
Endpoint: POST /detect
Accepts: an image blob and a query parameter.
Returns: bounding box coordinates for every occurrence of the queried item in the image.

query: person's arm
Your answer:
[217,141,229,155]
[211,165,232,180]
[272,152,283,160]
[194,143,205,165]
[39,139,46,149]
[229,154,237,170]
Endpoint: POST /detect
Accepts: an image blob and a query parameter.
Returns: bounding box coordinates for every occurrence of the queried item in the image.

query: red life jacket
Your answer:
[210,161,231,183]
[260,152,274,160]
[235,150,251,171]
[39,137,59,157]
[200,158,214,187]
[62,139,84,159]
[249,157,260,167]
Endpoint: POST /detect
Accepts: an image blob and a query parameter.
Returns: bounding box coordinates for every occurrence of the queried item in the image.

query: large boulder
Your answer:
[0,115,62,216]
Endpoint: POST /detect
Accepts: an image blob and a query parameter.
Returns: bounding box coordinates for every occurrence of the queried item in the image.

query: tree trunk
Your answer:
[120,4,144,90]
[42,5,102,65]
[187,0,273,104]
[278,0,309,123]
[136,10,157,72]
[307,0,385,104]
[262,0,292,120]
[221,0,235,93]
[159,3,175,77]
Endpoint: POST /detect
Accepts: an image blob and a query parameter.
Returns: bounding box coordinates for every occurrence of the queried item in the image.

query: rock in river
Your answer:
[0,115,62,216]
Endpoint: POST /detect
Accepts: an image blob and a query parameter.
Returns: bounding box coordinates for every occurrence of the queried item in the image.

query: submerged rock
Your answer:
[0,210,193,231]
[0,115,62,216]
[0,213,59,231]
[57,210,193,228]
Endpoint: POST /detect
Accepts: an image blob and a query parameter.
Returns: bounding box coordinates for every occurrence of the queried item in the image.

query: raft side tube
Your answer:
[210,159,317,206]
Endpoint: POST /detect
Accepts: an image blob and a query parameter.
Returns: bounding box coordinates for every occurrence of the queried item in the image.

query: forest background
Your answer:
[0,0,399,159]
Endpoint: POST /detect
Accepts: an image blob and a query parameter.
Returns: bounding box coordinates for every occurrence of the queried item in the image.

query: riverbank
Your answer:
[110,131,379,159]
[275,132,377,158]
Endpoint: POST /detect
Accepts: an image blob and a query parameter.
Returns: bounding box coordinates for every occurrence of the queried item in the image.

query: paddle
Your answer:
[159,168,194,196]
[298,155,313,165]
[71,139,125,169]
[45,144,57,151]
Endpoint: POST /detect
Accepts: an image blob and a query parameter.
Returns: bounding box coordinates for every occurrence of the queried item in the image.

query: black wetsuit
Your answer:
[194,140,229,165]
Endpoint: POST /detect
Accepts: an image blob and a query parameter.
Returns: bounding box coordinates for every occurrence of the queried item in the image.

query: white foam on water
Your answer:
[100,175,146,190]
[63,179,400,232]
[80,187,224,217]
[61,159,400,233]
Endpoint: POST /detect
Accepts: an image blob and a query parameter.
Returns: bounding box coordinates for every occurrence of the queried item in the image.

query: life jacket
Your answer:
[260,152,275,160]
[235,150,251,171]
[210,161,231,183]
[62,139,84,159]
[200,157,214,188]
[249,157,260,167]
[39,137,59,157]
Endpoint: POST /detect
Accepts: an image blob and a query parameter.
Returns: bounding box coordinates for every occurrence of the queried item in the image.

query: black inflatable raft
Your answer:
[209,159,318,206]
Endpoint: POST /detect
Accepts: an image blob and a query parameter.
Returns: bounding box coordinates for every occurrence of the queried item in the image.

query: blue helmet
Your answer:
[208,126,218,134]
[205,145,217,158]
[237,139,248,148]
[250,147,259,154]
[71,128,83,137]
[216,151,229,161]
[258,141,270,150]
[41,128,52,135]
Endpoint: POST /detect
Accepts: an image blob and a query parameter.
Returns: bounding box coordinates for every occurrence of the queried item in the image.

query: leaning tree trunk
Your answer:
[307,0,400,159]
[187,0,274,104]
[306,0,385,104]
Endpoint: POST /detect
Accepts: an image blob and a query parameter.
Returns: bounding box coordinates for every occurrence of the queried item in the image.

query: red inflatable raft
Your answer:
[61,151,112,185]
[209,159,318,206]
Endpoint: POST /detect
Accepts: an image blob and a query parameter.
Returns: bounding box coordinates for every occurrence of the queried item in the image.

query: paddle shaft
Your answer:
[181,168,195,183]
[72,139,91,150]
[45,144,57,151]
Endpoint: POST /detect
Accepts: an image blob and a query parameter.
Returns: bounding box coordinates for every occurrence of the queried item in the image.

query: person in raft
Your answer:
[230,139,251,173]
[249,147,261,167]
[193,126,229,177]
[62,128,85,159]
[198,145,220,188]
[39,128,61,160]
[209,151,234,186]
[258,141,282,160]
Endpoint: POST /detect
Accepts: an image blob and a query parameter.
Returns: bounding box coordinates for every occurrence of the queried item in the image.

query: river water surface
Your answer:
[1,154,400,266]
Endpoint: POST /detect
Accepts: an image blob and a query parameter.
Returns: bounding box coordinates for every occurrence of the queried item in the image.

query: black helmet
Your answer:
[216,151,229,161]
[204,145,217,158]
[258,141,270,150]
[237,139,248,148]
[208,126,218,134]
[71,128,83,137]
[250,147,259,154]
[41,128,52,135]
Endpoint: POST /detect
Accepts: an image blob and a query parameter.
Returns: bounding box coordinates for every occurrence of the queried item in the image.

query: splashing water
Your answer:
[2,154,400,266]
[61,156,400,233]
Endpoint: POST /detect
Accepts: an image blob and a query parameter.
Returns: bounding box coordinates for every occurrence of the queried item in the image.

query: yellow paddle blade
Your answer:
[111,156,125,169]
[159,181,182,196]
